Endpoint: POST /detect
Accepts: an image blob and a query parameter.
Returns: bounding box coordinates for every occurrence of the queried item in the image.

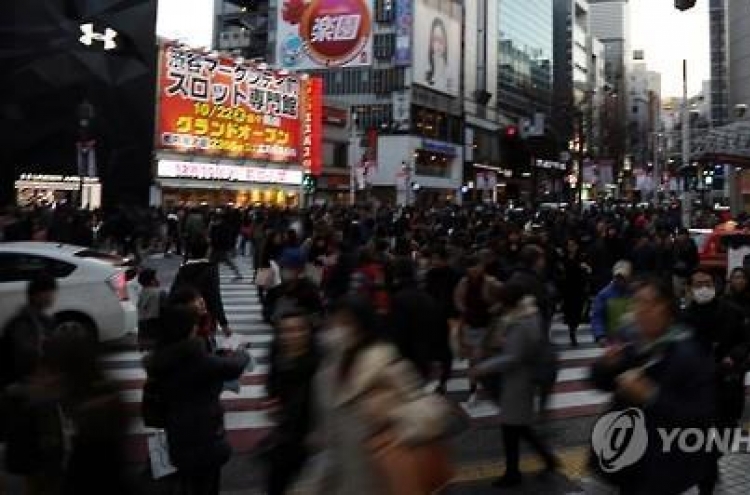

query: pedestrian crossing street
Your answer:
[101,265,611,461]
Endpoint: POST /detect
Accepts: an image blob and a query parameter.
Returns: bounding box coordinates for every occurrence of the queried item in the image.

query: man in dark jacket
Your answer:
[144,305,249,495]
[1,273,58,389]
[672,228,699,300]
[591,277,715,495]
[209,212,242,281]
[680,268,750,494]
[263,248,323,325]
[171,237,230,336]
[389,258,443,381]
[424,247,461,393]
[263,307,319,495]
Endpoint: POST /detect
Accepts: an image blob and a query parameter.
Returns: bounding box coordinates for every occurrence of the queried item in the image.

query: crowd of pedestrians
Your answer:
[2,200,750,494]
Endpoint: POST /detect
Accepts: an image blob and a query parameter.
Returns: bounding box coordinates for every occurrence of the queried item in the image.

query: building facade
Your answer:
[463,0,502,202]
[214,0,270,59]
[265,0,464,205]
[627,62,661,169]
[728,0,750,120]
[709,0,730,126]
[553,0,592,146]
[1,0,158,206]
[589,0,630,178]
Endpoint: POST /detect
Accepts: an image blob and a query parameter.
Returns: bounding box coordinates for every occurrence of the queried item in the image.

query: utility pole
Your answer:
[576,110,585,212]
[681,59,692,227]
[653,132,661,203]
[348,110,359,206]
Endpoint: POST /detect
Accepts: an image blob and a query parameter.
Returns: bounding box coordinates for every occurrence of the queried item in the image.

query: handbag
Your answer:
[147,430,177,480]
[367,430,454,495]
[359,358,455,494]
[255,268,274,288]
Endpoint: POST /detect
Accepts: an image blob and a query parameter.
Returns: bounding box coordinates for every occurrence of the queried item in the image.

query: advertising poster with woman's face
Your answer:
[413,2,460,97]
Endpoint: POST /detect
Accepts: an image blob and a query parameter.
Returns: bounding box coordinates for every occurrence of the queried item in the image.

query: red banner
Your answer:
[156,44,306,164]
[301,77,324,176]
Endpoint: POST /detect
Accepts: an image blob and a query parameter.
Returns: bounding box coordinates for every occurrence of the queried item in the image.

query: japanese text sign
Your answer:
[156,44,314,164]
[157,160,304,185]
[277,0,373,70]
[301,77,323,175]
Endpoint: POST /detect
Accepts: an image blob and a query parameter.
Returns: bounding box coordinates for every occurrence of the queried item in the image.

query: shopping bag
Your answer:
[147,430,177,479]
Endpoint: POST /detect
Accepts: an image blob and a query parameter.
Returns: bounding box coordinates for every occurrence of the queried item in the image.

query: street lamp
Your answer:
[77,100,96,208]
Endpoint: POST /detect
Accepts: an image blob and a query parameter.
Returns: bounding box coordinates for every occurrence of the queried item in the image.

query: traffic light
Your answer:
[302,173,317,194]
[675,0,696,11]
[504,125,519,139]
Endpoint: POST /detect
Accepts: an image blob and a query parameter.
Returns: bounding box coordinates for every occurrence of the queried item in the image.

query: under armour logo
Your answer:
[79,23,118,50]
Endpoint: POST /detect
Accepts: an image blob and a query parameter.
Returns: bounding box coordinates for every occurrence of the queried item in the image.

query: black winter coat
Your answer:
[143,338,249,471]
[389,284,443,378]
[681,300,750,423]
[171,260,228,327]
[590,330,716,494]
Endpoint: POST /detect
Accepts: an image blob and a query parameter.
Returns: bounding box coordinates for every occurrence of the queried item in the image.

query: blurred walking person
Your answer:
[454,256,502,407]
[312,296,453,495]
[470,282,558,488]
[209,212,242,281]
[560,238,591,346]
[590,277,715,494]
[424,247,461,394]
[263,307,319,495]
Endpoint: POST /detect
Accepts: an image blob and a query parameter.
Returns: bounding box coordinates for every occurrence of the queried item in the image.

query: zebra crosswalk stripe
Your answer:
[103,265,616,461]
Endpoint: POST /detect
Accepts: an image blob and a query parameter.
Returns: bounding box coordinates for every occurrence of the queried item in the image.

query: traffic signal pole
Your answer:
[681,59,692,228]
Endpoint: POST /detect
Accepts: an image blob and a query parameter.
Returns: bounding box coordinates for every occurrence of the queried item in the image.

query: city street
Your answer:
[89,254,750,494]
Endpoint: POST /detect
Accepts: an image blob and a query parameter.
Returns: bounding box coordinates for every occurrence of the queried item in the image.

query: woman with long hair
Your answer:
[313,296,453,495]
[425,17,448,87]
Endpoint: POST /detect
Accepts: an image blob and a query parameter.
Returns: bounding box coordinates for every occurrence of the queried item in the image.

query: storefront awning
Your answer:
[156,178,300,191]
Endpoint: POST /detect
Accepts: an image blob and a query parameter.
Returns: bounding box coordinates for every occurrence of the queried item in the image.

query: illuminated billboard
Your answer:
[412,1,461,97]
[276,0,373,69]
[156,43,322,173]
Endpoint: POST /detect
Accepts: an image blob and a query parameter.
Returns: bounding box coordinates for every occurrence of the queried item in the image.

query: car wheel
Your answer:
[54,313,99,343]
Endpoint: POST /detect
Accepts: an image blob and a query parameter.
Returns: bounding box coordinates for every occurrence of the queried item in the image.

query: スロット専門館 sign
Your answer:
[156,44,322,171]
[277,0,373,69]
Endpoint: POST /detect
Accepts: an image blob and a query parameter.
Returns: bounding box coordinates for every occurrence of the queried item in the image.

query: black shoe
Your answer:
[434,383,447,395]
[492,473,522,488]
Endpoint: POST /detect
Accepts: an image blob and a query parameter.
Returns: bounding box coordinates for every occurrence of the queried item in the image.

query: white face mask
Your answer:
[693,287,716,305]
[319,326,349,352]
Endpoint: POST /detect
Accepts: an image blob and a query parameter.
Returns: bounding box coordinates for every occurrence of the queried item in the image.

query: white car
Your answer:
[0,242,137,342]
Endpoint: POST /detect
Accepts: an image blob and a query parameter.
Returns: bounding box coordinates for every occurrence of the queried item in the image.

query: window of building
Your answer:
[632,106,639,114]
[374,0,395,22]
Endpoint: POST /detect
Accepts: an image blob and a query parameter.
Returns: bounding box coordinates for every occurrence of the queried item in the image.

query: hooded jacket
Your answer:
[143,338,249,470]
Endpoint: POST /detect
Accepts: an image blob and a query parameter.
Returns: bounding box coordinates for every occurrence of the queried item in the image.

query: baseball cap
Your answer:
[612,260,633,278]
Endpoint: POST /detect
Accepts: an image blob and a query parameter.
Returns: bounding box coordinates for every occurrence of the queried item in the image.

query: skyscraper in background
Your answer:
[589,0,630,172]
[727,0,750,120]
[214,0,270,60]
[497,0,554,124]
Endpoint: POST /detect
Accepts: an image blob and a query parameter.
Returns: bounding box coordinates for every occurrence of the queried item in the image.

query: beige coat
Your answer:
[313,344,450,495]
